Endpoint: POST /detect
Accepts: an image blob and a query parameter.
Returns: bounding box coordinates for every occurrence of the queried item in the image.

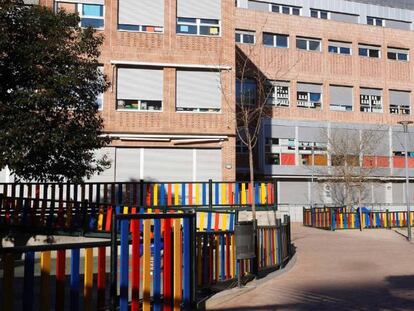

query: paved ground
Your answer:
[208,224,414,311]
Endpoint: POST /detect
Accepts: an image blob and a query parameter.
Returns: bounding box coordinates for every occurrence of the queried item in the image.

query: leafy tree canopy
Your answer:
[0,0,110,182]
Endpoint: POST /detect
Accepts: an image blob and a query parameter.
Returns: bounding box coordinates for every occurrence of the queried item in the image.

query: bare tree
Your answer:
[319,127,385,229]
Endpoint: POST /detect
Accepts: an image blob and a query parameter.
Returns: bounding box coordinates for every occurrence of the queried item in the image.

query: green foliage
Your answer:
[0,1,110,182]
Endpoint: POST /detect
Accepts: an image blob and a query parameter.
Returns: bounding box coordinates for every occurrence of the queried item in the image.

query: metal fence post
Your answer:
[190,213,197,309]
[110,210,118,311]
[386,209,390,229]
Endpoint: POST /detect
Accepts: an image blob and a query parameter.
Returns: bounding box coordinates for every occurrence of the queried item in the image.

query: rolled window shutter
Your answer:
[118,0,164,26]
[390,90,410,107]
[115,148,141,182]
[298,127,326,142]
[329,41,352,49]
[247,0,269,12]
[117,68,163,101]
[330,86,353,106]
[176,70,221,109]
[196,149,222,181]
[360,88,382,96]
[386,19,411,30]
[55,0,104,5]
[330,12,358,24]
[177,0,221,19]
[297,83,322,93]
[265,125,295,139]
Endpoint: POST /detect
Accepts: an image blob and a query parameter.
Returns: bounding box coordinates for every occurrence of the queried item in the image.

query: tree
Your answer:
[320,127,384,228]
[0,1,110,182]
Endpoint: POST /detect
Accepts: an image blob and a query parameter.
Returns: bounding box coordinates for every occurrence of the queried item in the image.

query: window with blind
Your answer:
[118,0,164,32]
[329,85,353,111]
[328,41,352,55]
[389,90,411,115]
[360,88,382,113]
[116,68,163,111]
[176,0,221,36]
[359,44,381,58]
[176,70,221,112]
[297,83,322,109]
[387,47,409,61]
[266,81,290,107]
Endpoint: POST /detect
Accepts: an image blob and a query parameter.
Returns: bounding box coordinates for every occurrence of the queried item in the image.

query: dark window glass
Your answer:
[320,11,328,19]
[81,18,104,28]
[398,53,408,61]
[340,47,351,54]
[263,33,274,46]
[177,24,197,34]
[235,33,241,43]
[276,35,288,47]
[200,18,219,24]
[309,40,320,51]
[271,5,279,12]
[244,34,255,44]
[310,10,318,18]
[359,48,368,56]
[292,8,300,15]
[375,19,383,26]
[388,52,397,60]
[200,26,219,35]
[118,24,140,31]
[310,93,321,102]
[282,6,290,14]
[296,39,307,50]
[328,45,338,53]
[370,49,380,58]
[367,17,374,25]
[177,17,196,23]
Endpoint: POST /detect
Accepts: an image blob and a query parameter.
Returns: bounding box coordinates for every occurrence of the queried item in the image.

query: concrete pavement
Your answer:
[207,224,414,311]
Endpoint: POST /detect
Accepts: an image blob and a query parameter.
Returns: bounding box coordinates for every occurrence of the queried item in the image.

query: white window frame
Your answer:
[387,48,409,62]
[360,91,383,113]
[310,9,330,20]
[359,45,381,58]
[116,99,163,112]
[267,83,290,107]
[328,41,352,55]
[176,17,221,37]
[263,33,289,48]
[296,37,322,52]
[55,2,105,30]
[118,24,164,33]
[265,138,295,166]
[236,30,256,44]
[367,16,384,27]
[269,3,301,16]
[297,89,323,109]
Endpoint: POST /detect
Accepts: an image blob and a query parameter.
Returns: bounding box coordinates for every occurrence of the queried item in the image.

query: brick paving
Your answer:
[208,224,414,311]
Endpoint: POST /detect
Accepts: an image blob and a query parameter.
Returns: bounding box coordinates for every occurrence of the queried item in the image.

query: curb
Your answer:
[204,252,297,310]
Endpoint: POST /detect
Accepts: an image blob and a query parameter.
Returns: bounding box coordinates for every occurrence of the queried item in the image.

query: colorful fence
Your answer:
[112,212,197,311]
[0,196,235,235]
[257,216,291,271]
[1,240,111,311]
[0,180,277,209]
[303,207,414,230]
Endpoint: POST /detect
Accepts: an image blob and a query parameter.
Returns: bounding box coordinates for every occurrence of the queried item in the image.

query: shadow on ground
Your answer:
[208,275,414,311]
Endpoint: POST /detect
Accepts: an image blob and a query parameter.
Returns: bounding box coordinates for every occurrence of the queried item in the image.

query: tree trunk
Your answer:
[358,186,363,232]
[249,145,256,221]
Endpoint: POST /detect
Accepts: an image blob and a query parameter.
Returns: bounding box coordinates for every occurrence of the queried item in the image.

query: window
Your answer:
[328,41,351,55]
[330,85,353,111]
[236,137,249,153]
[296,37,321,52]
[367,16,384,26]
[390,90,411,115]
[266,81,289,107]
[263,33,289,48]
[271,4,301,15]
[117,68,163,112]
[359,44,381,58]
[299,142,327,166]
[55,1,104,29]
[330,12,358,24]
[310,9,329,19]
[236,29,255,44]
[297,83,322,109]
[177,18,220,36]
[387,48,409,61]
[236,79,256,106]
[118,0,163,32]
[97,66,104,110]
[360,88,382,113]
[176,70,221,112]
[265,138,295,165]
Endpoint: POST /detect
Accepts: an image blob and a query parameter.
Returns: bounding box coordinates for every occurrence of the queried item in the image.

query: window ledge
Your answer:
[116,109,163,113]
[176,33,222,38]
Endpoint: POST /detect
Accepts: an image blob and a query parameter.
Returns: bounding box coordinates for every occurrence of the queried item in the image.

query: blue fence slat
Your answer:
[70,248,80,311]
[229,213,235,231]
[235,183,240,205]
[117,183,123,205]
[255,183,259,205]
[183,218,191,310]
[154,218,162,311]
[215,183,219,205]
[23,251,35,311]
[160,183,166,206]
[181,183,186,206]
[120,219,129,311]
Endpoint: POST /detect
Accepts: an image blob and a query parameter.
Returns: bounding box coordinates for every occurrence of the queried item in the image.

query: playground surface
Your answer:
[207,224,414,311]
